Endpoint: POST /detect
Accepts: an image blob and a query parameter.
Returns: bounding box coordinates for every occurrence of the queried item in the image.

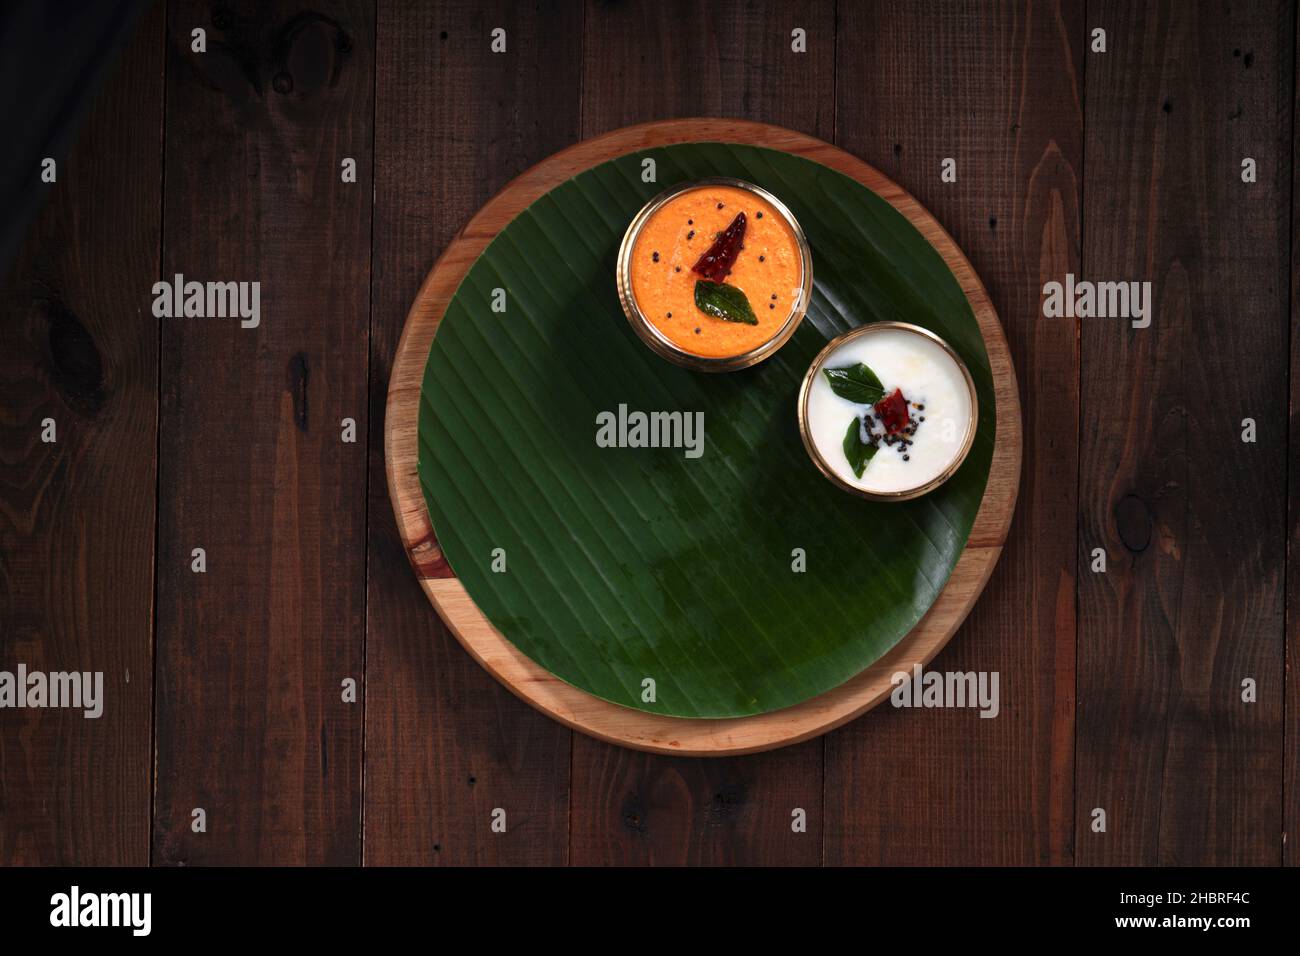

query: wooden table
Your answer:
[0,0,1294,866]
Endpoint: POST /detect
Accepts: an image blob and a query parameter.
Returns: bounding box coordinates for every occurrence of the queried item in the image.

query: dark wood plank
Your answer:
[0,4,164,866]
[1077,0,1289,865]
[569,0,834,866]
[581,0,835,140]
[0,0,153,274]
[364,0,580,866]
[1289,0,1300,870]
[570,743,821,865]
[153,0,372,864]
[827,0,1082,865]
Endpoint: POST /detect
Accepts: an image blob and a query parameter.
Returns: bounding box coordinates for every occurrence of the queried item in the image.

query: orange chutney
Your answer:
[629,185,803,359]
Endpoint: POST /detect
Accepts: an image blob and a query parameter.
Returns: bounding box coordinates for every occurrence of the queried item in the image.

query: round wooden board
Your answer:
[386,118,1022,756]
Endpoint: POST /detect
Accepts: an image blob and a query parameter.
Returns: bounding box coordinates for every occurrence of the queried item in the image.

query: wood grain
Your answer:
[152,0,372,864]
[1289,0,1300,870]
[580,0,836,141]
[824,0,1082,865]
[384,119,1021,764]
[569,0,831,866]
[363,0,581,866]
[0,4,164,866]
[1,0,1293,868]
[1077,0,1289,865]
[0,0,153,274]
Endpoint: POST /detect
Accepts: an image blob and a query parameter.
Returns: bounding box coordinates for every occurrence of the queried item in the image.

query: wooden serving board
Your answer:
[385,118,1022,755]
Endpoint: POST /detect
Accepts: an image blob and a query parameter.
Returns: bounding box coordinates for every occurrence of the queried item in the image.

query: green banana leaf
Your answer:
[418,143,994,718]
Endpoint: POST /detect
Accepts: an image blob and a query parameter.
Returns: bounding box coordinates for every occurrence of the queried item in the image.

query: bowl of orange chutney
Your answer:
[617,179,814,372]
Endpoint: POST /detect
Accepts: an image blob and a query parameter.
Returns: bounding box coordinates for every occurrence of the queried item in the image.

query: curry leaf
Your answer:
[842,415,878,478]
[694,279,759,325]
[824,363,885,404]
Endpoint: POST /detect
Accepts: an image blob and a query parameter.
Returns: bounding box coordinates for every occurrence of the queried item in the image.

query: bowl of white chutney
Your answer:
[798,321,978,501]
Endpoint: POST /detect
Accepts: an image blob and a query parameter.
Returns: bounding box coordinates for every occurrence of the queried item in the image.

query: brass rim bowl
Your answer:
[797,321,979,502]
[616,178,814,373]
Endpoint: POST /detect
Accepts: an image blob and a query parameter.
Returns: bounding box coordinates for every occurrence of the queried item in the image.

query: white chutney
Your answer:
[805,326,973,495]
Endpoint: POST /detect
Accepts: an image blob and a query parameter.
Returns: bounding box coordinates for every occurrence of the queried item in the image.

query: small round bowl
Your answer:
[797,321,979,501]
[616,178,814,373]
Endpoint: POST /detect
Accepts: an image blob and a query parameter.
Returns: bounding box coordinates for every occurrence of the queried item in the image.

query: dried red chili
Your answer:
[692,212,746,282]
[874,388,910,435]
